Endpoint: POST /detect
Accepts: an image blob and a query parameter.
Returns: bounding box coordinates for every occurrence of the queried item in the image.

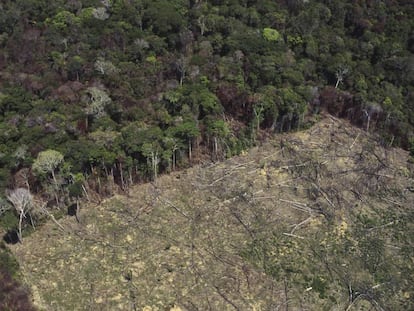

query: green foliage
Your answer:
[278,87,306,114]
[67,173,84,198]
[409,137,414,157]
[0,242,19,278]
[0,210,18,231]
[169,121,200,141]
[45,10,80,33]
[0,87,33,116]
[84,87,112,118]
[205,118,230,139]
[32,149,64,177]
[262,27,280,42]
[143,0,186,37]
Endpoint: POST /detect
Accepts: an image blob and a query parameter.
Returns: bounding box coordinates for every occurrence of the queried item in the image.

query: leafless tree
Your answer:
[92,7,109,20]
[335,67,349,89]
[363,103,382,132]
[94,57,118,75]
[84,87,112,118]
[253,104,264,140]
[175,56,190,86]
[6,188,33,242]
[197,15,207,36]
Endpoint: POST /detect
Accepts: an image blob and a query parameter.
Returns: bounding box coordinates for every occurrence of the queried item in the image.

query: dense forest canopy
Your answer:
[0,0,413,233]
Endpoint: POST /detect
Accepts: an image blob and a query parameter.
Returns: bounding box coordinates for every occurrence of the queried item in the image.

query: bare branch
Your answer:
[6,188,33,242]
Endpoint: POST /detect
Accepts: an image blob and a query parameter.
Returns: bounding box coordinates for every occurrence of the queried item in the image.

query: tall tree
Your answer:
[32,149,64,206]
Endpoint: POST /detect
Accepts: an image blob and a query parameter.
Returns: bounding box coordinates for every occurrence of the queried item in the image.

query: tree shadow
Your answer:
[3,230,19,244]
[67,203,77,216]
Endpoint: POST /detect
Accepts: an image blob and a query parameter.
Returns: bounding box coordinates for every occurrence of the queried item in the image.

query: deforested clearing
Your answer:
[11,117,414,310]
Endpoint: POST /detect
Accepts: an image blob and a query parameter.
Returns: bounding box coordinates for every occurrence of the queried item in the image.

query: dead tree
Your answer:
[335,67,349,89]
[6,188,33,242]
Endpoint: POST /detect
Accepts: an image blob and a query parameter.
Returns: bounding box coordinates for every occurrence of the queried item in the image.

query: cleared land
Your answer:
[10,117,414,310]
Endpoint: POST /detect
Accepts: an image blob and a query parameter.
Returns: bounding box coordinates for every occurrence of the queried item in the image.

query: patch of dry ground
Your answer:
[10,116,414,310]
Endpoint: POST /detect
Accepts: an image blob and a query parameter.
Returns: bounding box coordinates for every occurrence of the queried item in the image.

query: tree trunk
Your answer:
[152,153,156,181]
[129,168,133,186]
[18,211,24,242]
[119,162,124,190]
[97,175,102,195]
[82,184,90,202]
[214,137,218,159]
[110,167,115,194]
[29,213,35,229]
[172,149,176,171]
[188,139,192,163]
[335,78,340,88]
[51,170,60,207]
[154,152,158,181]
[75,199,80,223]
[198,16,206,36]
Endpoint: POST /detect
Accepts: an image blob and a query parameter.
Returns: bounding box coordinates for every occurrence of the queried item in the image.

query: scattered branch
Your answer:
[282,232,305,239]
[279,199,313,213]
[158,196,190,220]
[39,203,66,232]
[349,133,360,150]
[290,217,312,234]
